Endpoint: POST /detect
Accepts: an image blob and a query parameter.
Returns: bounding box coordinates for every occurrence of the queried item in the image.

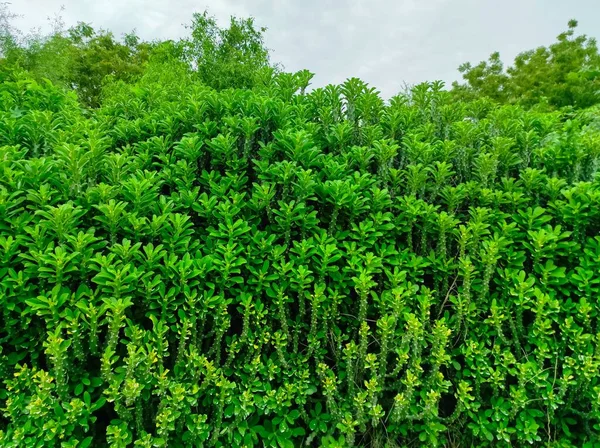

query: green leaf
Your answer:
[83,391,91,407]
[79,437,93,448]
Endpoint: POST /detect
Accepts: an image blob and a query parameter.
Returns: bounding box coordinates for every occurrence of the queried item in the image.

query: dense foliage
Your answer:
[2,7,600,448]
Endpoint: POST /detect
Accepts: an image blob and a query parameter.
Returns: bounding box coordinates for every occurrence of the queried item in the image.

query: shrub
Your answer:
[1,70,600,447]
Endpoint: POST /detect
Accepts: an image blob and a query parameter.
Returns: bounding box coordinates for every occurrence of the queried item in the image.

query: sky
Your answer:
[8,0,600,98]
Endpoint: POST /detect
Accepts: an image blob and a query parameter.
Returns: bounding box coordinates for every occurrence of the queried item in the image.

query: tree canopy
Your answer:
[0,7,277,107]
[452,20,600,109]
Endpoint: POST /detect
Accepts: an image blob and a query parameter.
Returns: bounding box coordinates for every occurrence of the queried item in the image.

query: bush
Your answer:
[1,70,600,447]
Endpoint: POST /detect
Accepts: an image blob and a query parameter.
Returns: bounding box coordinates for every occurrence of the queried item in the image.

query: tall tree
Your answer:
[453,20,600,109]
[183,11,277,90]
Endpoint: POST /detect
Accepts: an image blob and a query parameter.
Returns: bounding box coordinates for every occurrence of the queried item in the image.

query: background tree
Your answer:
[0,6,278,107]
[183,10,277,90]
[0,11,151,108]
[453,20,600,109]
[66,24,152,108]
[0,1,20,58]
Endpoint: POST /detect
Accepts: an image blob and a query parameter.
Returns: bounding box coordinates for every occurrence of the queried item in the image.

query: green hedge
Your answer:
[1,70,600,447]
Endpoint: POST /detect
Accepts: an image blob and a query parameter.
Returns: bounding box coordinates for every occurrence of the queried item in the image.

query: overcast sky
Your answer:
[9,0,600,98]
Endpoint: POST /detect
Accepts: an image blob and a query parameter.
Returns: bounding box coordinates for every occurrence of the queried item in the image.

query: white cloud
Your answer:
[8,0,600,97]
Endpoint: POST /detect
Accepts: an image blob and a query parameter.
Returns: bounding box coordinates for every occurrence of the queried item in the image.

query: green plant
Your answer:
[1,10,600,448]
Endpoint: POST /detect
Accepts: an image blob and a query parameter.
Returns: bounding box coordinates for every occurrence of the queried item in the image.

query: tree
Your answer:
[66,24,152,107]
[0,5,151,108]
[453,20,600,109]
[452,52,508,103]
[183,11,277,90]
[0,1,20,58]
[1,6,278,107]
